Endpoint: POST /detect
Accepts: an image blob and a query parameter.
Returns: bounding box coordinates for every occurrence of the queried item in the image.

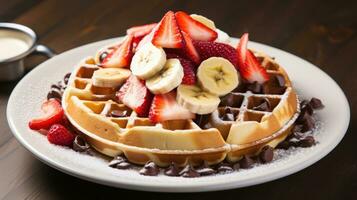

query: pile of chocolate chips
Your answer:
[277,97,323,149]
[72,135,96,156]
[47,72,71,101]
[108,146,275,177]
[234,74,287,95]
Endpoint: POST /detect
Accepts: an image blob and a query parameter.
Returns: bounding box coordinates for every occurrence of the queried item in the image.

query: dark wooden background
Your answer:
[0,0,356,199]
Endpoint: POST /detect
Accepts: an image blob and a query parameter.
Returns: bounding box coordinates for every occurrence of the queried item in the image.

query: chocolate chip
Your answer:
[217,163,234,173]
[232,163,240,170]
[47,89,62,100]
[274,75,286,87]
[292,124,304,133]
[222,113,235,121]
[164,163,181,176]
[196,163,216,176]
[253,98,271,111]
[263,84,286,94]
[298,136,316,147]
[115,162,132,169]
[72,135,90,152]
[51,84,62,90]
[64,72,71,85]
[108,155,132,169]
[302,114,315,132]
[247,81,263,94]
[301,102,314,115]
[276,140,292,150]
[259,146,274,163]
[194,114,210,128]
[239,155,255,169]
[220,94,243,107]
[179,165,200,178]
[139,161,160,176]
[99,52,109,63]
[110,110,128,117]
[310,98,323,109]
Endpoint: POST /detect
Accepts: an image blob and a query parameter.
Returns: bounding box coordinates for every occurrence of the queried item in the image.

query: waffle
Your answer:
[62,51,299,167]
[209,52,299,162]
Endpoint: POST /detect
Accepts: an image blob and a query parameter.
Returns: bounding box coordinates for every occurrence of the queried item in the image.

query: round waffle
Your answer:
[62,48,299,167]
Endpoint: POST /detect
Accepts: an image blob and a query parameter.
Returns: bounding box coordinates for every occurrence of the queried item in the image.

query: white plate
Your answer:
[7,37,350,192]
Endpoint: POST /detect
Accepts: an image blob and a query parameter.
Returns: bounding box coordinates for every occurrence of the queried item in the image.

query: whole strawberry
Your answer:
[193,41,238,67]
[47,124,75,147]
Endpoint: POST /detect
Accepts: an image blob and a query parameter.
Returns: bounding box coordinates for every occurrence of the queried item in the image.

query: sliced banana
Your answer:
[177,84,220,114]
[146,59,183,94]
[197,57,239,96]
[92,68,131,88]
[190,14,216,30]
[130,42,166,80]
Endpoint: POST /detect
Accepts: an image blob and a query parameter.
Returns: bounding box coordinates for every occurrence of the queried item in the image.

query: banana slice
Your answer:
[146,59,183,94]
[177,84,220,114]
[190,14,216,30]
[92,68,131,88]
[197,57,239,96]
[131,42,166,80]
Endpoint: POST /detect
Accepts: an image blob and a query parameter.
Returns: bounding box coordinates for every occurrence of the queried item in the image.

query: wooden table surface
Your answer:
[0,0,356,199]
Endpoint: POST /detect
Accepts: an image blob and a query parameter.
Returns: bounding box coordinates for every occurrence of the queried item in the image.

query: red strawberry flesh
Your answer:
[29,99,64,130]
[193,40,237,67]
[152,11,183,48]
[149,91,195,123]
[127,23,158,38]
[47,124,74,146]
[102,35,134,68]
[236,33,269,84]
[117,75,153,117]
[175,11,218,41]
[181,31,200,64]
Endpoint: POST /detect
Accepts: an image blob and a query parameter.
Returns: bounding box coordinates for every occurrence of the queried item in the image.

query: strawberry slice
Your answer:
[101,35,134,68]
[117,75,153,117]
[236,33,269,84]
[149,91,195,123]
[135,25,157,51]
[127,23,158,47]
[152,11,183,48]
[127,23,158,38]
[175,11,218,41]
[29,99,64,130]
[181,31,200,64]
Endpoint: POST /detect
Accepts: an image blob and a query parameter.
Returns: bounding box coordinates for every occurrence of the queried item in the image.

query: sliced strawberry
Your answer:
[236,33,269,83]
[237,33,249,64]
[175,11,218,41]
[127,23,158,38]
[149,91,195,123]
[193,40,237,67]
[152,11,183,48]
[116,75,153,117]
[135,26,156,51]
[101,35,134,68]
[29,99,64,130]
[127,23,158,48]
[181,31,200,64]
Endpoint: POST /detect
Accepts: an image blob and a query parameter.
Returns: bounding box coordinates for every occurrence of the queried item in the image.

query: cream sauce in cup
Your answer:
[0,29,31,61]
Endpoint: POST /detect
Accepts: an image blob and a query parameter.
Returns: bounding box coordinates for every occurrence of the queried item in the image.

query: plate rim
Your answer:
[6,37,351,192]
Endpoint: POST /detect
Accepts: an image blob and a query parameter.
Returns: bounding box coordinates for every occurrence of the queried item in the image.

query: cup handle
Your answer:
[31,44,56,58]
